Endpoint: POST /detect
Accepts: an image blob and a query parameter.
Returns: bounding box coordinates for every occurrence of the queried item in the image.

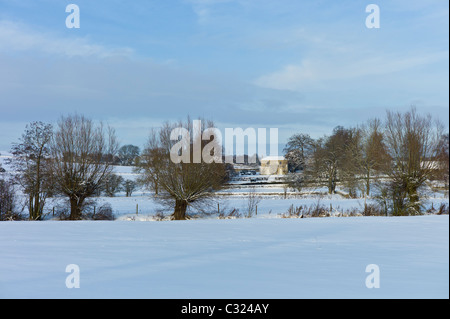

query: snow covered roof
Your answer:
[260,156,286,161]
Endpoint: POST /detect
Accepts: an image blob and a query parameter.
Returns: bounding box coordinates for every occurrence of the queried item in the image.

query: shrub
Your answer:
[362,203,384,216]
[0,179,24,221]
[426,202,449,215]
[280,203,330,218]
[280,204,305,218]
[153,211,167,221]
[218,208,242,219]
[55,201,115,220]
[91,203,115,220]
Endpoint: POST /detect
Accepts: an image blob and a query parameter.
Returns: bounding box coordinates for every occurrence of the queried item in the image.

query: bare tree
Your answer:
[246,188,261,217]
[136,128,162,196]
[283,133,314,172]
[435,133,449,191]
[103,173,124,197]
[138,118,227,220]
[357,118,390,197]
[118,144,140,166]
[338,127,363,198]
[50,114,119,220]
[384,107,444,215]
[0,178,19,220]
[303,137,328,191]
[123,179,137,197]
[305,127,353,194]
[7,121,53,220]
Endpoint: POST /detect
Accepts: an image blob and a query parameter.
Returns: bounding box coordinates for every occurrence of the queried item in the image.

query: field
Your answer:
[1,158,449,299]
[0,215,448,299]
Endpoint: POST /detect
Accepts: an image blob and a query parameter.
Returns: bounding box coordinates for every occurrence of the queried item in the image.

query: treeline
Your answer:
[0,115,135,221]
[1,108,449,220]
[283,107,449,216]
[0,115,229,221]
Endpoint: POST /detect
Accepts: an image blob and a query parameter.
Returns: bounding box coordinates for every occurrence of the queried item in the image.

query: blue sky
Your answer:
[0,0,448,151]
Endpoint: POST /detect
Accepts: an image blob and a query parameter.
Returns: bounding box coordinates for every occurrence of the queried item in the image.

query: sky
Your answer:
[0,0,448,152]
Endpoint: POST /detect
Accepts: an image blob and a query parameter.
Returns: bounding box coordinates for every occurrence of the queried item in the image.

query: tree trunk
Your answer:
[328,175,336,194]
[327,167,337,194]
[366,169,371,197]
[28,194,34,220]
[408,187,420,215]
[172,199,188,220]
[28,193,41,220]
[328,174,334,194]
[31,194,42,221]
[34,156,41,220]
[69,196,84,220]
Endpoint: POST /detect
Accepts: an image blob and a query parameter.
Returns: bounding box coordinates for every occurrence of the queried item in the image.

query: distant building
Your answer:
[233,164,259,176]
[260,156,288,175]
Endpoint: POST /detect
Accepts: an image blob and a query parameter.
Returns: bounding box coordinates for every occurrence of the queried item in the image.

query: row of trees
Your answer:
[284,107,449,215]
[0,115,229,220]
[1,107,448,220]
[1,123,140,219]
[1,116,119,220]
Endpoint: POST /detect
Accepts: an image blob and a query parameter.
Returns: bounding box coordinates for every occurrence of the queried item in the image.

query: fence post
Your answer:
[136,203,138,215]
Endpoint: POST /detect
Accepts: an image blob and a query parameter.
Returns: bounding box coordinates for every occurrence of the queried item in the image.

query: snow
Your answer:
[260,156,286,163]
[39,185,447,221]
[2,151,449,298]
[0,216,448,298]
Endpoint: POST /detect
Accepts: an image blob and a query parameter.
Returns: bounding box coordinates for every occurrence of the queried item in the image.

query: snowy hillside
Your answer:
[0,216,448,299]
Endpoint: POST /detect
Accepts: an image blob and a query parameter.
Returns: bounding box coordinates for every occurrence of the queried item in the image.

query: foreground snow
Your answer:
[0,215,448,299]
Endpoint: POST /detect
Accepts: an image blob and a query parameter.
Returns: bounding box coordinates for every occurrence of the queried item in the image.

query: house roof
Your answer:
[261,156,286,161]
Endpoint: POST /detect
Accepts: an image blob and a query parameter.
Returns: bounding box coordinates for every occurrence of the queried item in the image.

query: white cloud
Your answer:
[255,51,449,92]
[0,20,134,58]
[184,0,237,24]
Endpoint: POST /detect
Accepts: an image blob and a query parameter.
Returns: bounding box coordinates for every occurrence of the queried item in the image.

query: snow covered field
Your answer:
[0,215,448,299]
[1,155,449,299]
